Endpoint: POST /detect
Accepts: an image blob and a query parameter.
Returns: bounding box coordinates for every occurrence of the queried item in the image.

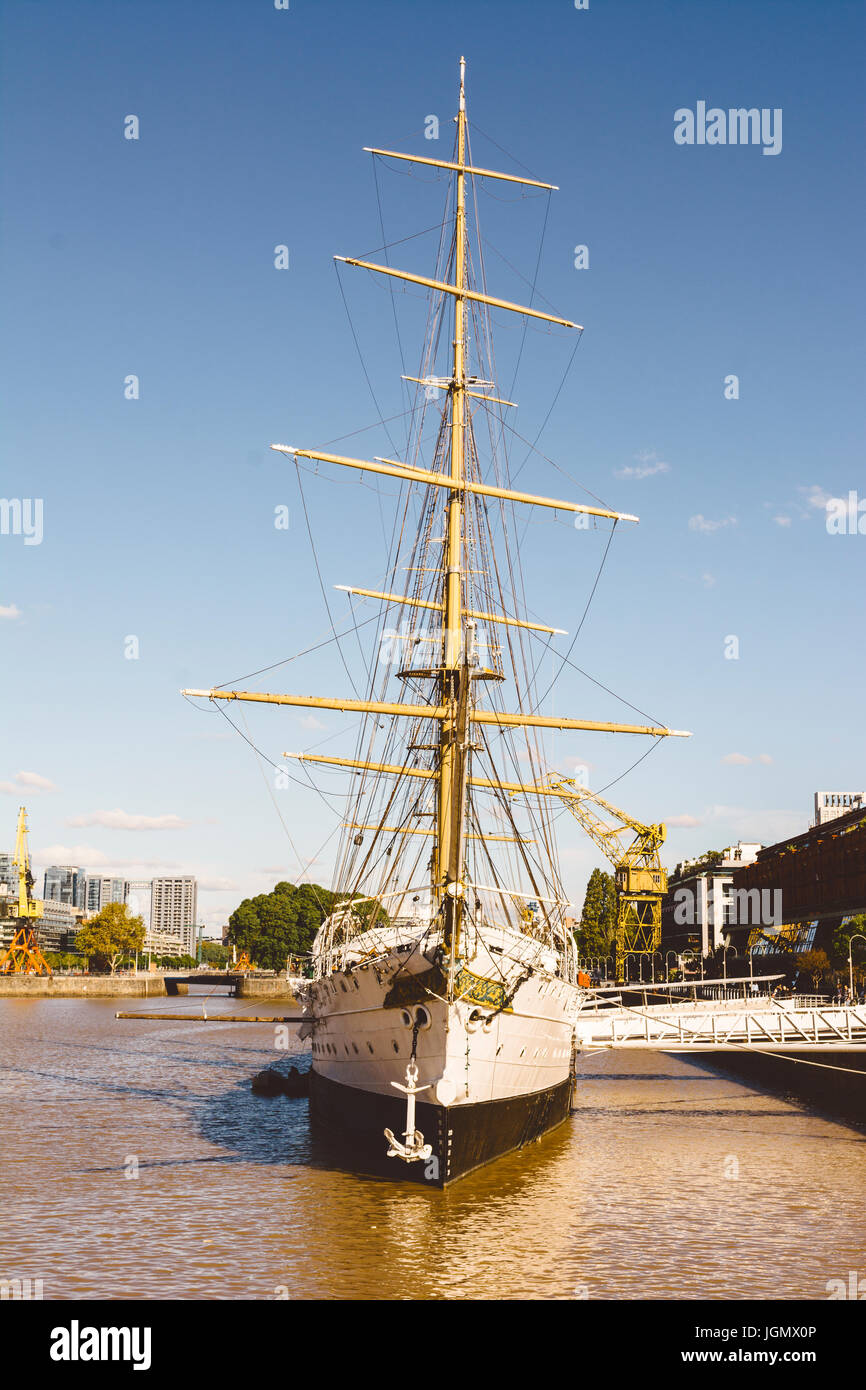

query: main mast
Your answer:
[437,56,469,966]
[182,56,692,954]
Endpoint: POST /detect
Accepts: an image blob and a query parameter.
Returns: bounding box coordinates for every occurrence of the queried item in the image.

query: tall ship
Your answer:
[185,59,687,1185]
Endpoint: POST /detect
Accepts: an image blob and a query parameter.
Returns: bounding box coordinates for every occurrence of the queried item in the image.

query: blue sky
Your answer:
[1,0,863,931]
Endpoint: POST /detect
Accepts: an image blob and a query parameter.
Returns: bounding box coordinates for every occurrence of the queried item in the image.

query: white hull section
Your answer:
[304,923,583,1108]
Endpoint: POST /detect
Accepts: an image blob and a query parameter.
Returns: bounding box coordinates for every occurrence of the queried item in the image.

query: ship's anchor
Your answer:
[384,1060,433,1163]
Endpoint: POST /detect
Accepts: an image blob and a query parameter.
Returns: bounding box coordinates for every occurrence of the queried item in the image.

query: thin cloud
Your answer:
[615,449,670,480]
[772,515,792,527]
[721,752,772,766]
[666,813,704,828]
[798,484,831,512]
[67,809,190,831]
[35,844,111,866]
[689,515,737,533]
[0,770,57,794]
[33,846,185,873]
[0,604,21,620]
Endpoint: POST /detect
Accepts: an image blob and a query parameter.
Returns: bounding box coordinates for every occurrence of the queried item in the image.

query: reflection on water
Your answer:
[1,997,865,1299]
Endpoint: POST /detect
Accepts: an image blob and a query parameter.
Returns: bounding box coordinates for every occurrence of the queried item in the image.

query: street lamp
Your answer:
[721,944,736,993]
[848,933,866,1001]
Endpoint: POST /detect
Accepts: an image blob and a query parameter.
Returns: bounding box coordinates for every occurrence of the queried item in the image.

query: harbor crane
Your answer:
[544,776,667,982]
[0,806,51,976]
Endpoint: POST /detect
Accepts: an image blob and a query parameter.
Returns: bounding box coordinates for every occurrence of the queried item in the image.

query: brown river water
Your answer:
[1,994,865,1300]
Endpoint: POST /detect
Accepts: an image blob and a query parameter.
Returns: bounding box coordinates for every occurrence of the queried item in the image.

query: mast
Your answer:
[182,56,693,967]
[437,56,469,966]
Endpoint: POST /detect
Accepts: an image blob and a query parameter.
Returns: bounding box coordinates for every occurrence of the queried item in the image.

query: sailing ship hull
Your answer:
[309,1068,572,1186]
[303,927,581,1185]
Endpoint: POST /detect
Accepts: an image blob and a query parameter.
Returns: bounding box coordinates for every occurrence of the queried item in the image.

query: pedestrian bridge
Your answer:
[574,988,866,1053]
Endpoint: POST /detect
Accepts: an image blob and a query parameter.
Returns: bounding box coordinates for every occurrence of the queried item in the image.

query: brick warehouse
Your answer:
[727,802,866,961]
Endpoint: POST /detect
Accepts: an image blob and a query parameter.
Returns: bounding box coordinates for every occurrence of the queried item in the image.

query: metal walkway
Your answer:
[574,1000,866,1052]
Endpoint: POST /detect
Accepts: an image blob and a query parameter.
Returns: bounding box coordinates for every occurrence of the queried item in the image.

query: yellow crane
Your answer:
[0,806,51,976]
[544,777,667,981]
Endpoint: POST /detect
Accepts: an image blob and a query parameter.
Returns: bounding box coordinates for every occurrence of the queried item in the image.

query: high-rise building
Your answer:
[83,876,128,915]
[43,865,85,908]
[147,876,197,957]
[38,901,84,952]
[0,852,17,897]
[814,791,865,826]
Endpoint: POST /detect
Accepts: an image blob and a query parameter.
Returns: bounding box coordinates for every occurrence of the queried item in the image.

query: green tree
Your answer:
[228,881,391,969]
[576,867,618,959]
[227,881,335,970]
[75,902,146,974]
[796,948,831,991]
[200,939,230,968]
[830,915,866,975]
[43,951,84,971]
[228,881,392,970]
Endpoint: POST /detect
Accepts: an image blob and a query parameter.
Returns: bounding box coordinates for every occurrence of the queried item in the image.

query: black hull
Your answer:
[309,1068,573,1186]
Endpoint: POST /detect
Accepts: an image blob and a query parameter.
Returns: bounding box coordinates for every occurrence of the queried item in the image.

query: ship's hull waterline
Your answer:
[309,1069,573,1186]
[303,926,583,1185]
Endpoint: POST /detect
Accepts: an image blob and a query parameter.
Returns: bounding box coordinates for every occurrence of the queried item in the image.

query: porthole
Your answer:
[392,1040,399,1053]
[400,1009,413,1028]
[367,1042,374,1054]
[414,1005,432,1030]
[352,1043,359,1054]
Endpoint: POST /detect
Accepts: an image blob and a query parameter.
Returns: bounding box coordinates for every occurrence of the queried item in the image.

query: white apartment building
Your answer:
[666,842,763,955]
[146,876,197,958]
[814,791,865,826]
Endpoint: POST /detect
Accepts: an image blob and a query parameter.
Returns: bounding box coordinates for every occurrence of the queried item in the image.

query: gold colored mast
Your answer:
[437,56,470,962]
[182,56,693,987]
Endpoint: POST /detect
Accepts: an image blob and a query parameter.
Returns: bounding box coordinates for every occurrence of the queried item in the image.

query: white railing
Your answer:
[574,1003,866,1051]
